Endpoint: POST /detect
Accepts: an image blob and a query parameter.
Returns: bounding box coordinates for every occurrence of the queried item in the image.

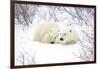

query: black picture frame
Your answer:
[10,0,96,69]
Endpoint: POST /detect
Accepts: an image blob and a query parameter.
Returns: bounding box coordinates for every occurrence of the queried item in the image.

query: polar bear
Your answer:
[33,21,59,44]
[55,26,80,45]
[33,21,79,45]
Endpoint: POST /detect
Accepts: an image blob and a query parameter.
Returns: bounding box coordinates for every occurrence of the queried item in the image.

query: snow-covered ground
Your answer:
[15,23,82,65]
[15,3,94,65]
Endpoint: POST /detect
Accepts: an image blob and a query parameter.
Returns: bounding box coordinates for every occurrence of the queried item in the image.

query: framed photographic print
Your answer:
[10,0,96,69]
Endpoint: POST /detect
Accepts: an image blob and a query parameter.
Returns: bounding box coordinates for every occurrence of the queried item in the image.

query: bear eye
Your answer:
[54,37,56,39]
[69,30,72,32]
[63,33,66,35]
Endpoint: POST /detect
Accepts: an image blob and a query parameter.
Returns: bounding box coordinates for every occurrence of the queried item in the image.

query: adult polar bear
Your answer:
[33,21,59,44]
[33,21,79,44]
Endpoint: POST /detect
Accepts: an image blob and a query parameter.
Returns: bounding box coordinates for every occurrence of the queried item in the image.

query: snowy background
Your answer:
[15,3,95,65]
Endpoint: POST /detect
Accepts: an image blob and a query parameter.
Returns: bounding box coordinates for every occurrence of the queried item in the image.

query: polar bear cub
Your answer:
[55,26,80,45]
[33,21,59,44]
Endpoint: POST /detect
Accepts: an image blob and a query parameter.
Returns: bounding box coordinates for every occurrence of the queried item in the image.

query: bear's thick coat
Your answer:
[33,21,59,44]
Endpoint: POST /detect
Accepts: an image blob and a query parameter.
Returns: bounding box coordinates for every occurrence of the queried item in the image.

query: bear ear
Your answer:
[69,29,72,32]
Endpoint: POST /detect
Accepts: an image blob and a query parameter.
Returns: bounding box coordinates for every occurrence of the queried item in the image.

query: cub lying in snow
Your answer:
[33,21,59,44]
[33,21,79,45]
[55,26,80,45]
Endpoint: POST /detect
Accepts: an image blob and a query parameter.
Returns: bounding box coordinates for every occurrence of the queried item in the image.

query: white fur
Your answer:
[55,26,80,45]
[33,21,59,44]
[33,21,79,45]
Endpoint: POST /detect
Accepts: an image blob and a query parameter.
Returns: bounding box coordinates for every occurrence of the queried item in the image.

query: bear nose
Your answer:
[50,41,54,44]
[60,38,63,41]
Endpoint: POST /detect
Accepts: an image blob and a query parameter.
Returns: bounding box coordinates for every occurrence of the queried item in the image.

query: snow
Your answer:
[15,35,82,65]
[15,24,82,65]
